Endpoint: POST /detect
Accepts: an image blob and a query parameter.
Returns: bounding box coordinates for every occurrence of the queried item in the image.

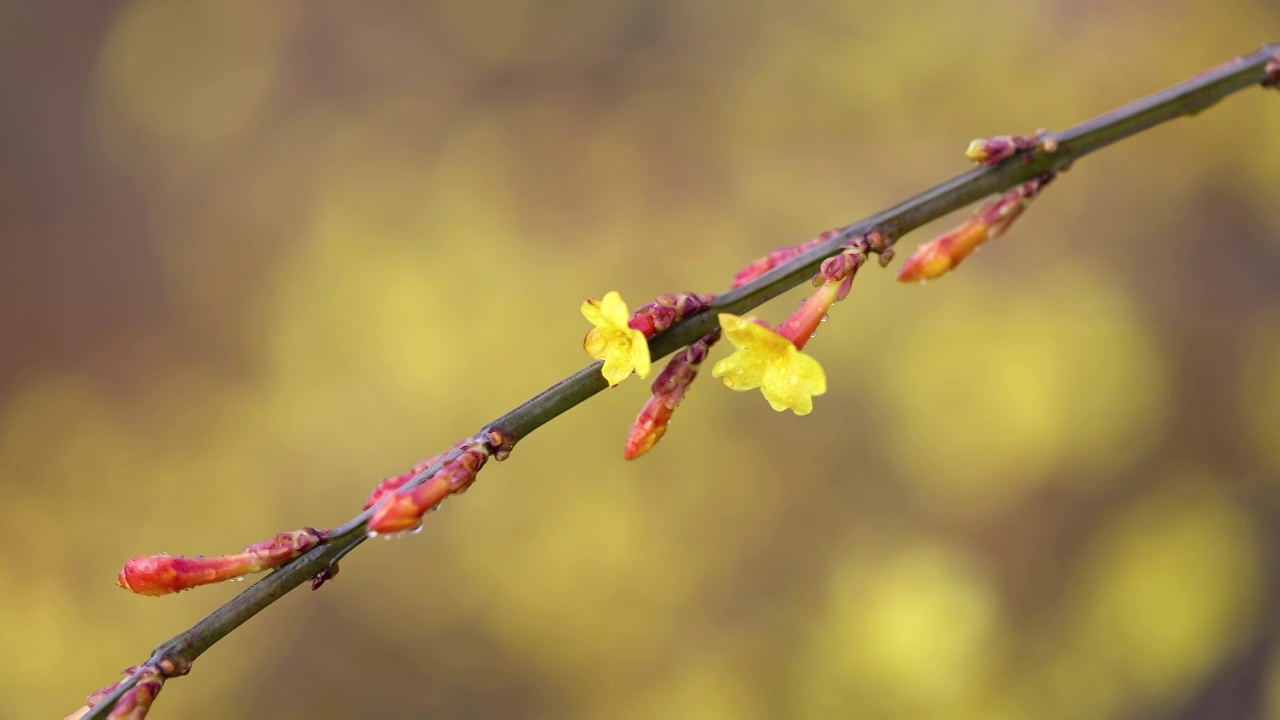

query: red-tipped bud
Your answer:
[628,292,714,337]
[965,131,1054,165]
[624,331,719,460]
[367,443,490,534]
[897,175,1053,282]
[362,474,413,511]
[361,440,472,510]
[625,396,676,460]
[895,218,989,283]
[732,229,843,287]
[116,528,326,596]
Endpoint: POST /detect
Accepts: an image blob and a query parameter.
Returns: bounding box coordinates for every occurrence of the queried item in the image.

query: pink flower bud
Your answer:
[117,528,325,596]
[624,331,719,459]
[367,443,490,534]
[897,175,1053,282]
[732,229,842,287]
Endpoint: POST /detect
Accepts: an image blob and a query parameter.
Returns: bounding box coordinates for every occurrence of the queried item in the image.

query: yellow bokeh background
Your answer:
[1,1,1279,718]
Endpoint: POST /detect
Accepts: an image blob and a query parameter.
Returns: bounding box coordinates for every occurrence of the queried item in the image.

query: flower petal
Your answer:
[628,330,651,378]
[581,298,606,327]
[720,313,794,357]
[717,313,759,347]
[711,350,765,390]
[600,290,631,329]
[791,350,827,397]
[584,328,612,359]
[760,350,826,415]
[601,351,634,386]
[761,385,804,413]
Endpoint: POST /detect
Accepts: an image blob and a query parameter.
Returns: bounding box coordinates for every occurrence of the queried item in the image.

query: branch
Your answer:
[81,43,1279,719]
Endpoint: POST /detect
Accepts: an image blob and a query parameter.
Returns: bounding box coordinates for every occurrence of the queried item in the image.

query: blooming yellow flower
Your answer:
[711,313,826,415]
[582,291,651,386]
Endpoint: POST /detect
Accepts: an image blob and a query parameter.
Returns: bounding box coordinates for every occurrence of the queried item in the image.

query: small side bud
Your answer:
[965,131,1051,165]
[628,292,714,336]
[116,528,326,596]
[817,248,865,301]
[877,245,896,268]
[485,427,518,461]
[1264,54,1280,89]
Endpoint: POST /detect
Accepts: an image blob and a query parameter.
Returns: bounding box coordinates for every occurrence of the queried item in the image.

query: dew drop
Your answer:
[367,531,380,539]
[789,374,800,386]
[231,577,245,583]
[809,332,818,340]
[408,523,424,535]
[919,279,929,286]
[820,313,829,323]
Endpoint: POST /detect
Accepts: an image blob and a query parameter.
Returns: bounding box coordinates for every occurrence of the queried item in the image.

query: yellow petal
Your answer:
[629,330,652,378]
[600,290,631,329]
[601,351,634,386]
[711,350,765,390]
[762,387,803,413]
[760,351,826,415]
[584,327,610,359]
[719,313,793,356]
[580,298,606,327]
[791,350,827,396]
[717,313,757,346]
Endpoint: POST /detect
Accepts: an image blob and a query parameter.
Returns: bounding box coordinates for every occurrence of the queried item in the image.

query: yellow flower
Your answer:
[711,313,827,415]
[582,291,651,386]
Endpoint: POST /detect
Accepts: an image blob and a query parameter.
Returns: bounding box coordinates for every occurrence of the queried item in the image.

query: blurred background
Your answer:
[2,1,1279,718]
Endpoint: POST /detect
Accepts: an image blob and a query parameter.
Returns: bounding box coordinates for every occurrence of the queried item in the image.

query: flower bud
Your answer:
[624,331,719,459]
[897,174,1054,282]
[732,229,842,287]
[367,443,490,534]
[117,528,325,596]
[965,131,1053,165]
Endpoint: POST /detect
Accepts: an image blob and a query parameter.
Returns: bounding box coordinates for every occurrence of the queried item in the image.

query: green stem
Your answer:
[83,42,1279,719]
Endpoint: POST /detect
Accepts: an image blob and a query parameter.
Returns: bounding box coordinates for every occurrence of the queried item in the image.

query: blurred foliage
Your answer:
[1,1,1279,718]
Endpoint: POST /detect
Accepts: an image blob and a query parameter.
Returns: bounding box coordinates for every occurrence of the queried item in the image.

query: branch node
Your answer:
[486,427,518,461]
[155,656,191,679]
